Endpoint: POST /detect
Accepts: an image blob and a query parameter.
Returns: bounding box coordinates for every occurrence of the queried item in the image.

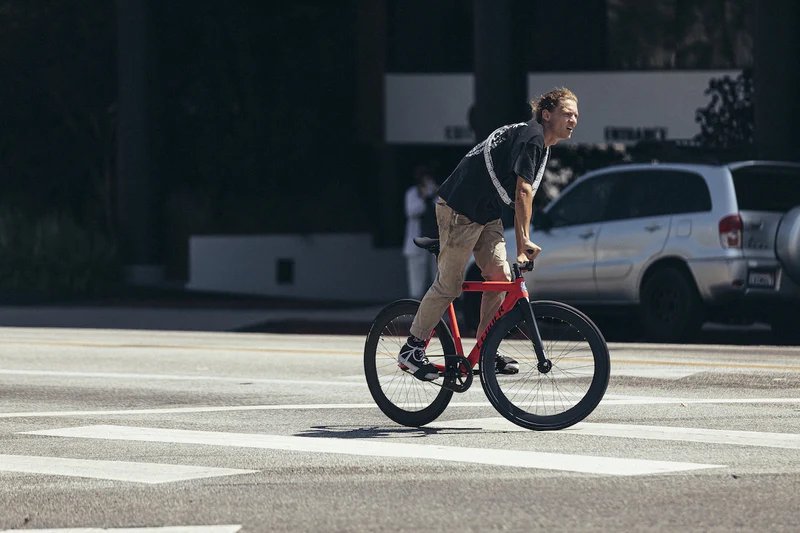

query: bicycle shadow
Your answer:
[294,424,482,439]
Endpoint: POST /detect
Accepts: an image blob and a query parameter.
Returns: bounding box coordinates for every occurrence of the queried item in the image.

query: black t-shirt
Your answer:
[420,194,438,237]
[437,120,549,224]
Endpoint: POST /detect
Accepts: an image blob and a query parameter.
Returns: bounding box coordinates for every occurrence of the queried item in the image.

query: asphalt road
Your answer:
[1,327,799,532]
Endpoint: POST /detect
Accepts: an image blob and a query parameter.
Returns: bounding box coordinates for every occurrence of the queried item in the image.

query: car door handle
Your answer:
[579,231,595,240]
[645,224,662,232]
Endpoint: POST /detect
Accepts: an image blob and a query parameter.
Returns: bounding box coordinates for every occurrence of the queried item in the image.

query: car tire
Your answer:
[640,266,704,342]
[770,307,800,344]
[776,205,800,286]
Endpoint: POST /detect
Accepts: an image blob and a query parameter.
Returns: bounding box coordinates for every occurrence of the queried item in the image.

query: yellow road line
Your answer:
[612,358,800,372]
[0,339,354,354]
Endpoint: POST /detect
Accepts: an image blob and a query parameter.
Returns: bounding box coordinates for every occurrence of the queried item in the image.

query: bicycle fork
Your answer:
[517,300,552,373]
[512,261,552,374]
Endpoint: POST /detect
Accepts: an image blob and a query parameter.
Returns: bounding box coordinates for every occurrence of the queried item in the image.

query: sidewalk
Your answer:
[0,288,384,335]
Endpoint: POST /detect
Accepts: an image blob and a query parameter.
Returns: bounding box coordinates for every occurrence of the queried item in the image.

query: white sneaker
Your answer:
[398,339,439,381]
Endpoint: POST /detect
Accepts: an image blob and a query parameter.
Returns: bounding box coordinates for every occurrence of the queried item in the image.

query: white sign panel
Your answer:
[385,70,741,145]
[385,74,475,145]
[527,70,740,145]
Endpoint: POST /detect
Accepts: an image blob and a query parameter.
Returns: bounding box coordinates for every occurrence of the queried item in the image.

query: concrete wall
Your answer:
[187,233,409,302]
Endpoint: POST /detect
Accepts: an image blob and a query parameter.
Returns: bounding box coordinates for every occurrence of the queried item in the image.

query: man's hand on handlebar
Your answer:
[517,241,541,264]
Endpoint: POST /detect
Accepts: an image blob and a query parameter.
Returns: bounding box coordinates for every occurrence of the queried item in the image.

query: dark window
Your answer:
[276,259,294,285]
[386,1,473,72]
[606,170,712,221]
[385,1,753,73]
[675,171,714,214]
[732,166,800,212]
[546,174,621,228]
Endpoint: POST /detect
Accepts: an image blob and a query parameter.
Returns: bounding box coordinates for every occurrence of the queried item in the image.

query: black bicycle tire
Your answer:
[479,300,610,431]
[364,299,455,427]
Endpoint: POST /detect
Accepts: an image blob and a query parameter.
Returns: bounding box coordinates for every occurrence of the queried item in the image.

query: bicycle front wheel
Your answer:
[479,300,610,430]
[364,299,455,427]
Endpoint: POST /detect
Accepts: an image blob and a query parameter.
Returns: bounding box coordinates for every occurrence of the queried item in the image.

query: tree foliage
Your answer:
[153,2,366,235]
[607,0,753,69]
[0,1,370,280]
[0,0,116,230]
[694,69,754,150]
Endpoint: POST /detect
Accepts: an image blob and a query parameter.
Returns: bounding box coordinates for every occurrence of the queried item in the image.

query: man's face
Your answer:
[543,98,579,141]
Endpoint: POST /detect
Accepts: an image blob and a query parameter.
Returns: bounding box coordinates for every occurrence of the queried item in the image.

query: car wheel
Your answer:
[776,205,800,286]
[640,266,704,342]
[771,307,800,344]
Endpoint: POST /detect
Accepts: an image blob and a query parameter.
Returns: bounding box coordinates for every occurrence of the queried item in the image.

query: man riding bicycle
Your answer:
[399,87,580,381]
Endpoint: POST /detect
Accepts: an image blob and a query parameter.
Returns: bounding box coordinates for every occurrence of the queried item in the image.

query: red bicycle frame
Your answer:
[433,269,531,372]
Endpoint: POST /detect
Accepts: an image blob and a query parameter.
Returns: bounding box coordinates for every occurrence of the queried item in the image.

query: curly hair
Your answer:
[530,87,578,124]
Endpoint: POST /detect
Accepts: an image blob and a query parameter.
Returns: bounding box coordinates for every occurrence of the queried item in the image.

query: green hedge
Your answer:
[0,208,120,298]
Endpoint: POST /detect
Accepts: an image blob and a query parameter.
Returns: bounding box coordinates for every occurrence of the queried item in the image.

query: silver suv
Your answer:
[462,160,800,342]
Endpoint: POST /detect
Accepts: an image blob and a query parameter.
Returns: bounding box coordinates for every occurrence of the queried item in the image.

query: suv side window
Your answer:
[666,170,712,214]
[606,170,711,221]
[547,174,620,228]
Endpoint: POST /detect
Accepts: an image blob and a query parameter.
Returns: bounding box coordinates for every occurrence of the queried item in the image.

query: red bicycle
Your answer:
[364,237,610,431]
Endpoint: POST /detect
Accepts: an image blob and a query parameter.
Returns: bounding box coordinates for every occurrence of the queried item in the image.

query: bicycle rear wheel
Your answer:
[479,300,610,430]
[364,299,455,427]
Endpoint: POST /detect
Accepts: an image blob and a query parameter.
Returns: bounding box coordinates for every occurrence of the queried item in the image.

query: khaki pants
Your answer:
[410,200,512,340]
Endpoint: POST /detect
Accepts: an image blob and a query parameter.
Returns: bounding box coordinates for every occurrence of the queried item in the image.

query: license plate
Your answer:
[748,271,775,288]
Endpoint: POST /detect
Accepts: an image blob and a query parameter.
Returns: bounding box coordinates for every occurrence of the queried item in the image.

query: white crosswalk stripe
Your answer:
[6,398,799,484]
[0,454,256,484]
[429,417,800,449]
[20,424,723,476]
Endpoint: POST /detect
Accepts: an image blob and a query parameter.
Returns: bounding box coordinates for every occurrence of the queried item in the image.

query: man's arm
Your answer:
[514,176,541,263]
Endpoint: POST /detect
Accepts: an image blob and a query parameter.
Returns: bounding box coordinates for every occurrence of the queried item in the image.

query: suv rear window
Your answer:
[732,166,800,212]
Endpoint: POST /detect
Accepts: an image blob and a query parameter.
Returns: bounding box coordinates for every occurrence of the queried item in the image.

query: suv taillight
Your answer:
[719,214,743,249]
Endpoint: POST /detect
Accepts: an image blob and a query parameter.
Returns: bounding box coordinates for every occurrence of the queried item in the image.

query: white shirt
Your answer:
[403,185,429,257]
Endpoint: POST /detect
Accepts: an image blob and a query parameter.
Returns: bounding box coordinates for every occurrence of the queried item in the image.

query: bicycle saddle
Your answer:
[413,237,440,255]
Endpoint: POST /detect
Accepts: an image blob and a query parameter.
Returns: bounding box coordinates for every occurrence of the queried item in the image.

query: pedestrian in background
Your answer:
[403,164,439,300]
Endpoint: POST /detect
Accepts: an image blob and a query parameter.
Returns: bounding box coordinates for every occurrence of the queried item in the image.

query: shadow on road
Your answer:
[597,320,798,346]
[294,425,481,439]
